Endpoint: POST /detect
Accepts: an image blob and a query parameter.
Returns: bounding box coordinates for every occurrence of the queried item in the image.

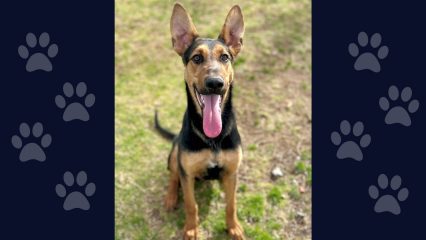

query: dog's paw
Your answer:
[164,193,178,211]
[183,227,198,240]
[228,222,245,240]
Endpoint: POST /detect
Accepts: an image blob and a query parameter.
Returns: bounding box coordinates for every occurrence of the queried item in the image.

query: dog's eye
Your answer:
[192,54,203,64]
[220,54,230,63]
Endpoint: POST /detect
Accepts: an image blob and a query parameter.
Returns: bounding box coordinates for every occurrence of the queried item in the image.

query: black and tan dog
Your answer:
[155,3,245,240]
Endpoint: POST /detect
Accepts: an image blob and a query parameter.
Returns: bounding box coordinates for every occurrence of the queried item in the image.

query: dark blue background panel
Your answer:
[313,1,425,239]
[0,1,114,239]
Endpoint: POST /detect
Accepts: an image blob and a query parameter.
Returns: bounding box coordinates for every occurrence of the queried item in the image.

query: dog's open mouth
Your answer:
[195,88,222,138]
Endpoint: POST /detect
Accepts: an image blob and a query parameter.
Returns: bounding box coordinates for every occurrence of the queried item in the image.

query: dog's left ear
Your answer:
[219,5,245,57]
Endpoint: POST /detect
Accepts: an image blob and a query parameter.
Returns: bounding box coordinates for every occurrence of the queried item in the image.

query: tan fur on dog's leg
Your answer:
[181,175,198,240]
[222,173,245,240]
[165,146,179,210]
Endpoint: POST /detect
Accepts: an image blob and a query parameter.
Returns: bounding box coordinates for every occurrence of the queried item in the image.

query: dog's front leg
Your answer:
[222,173,245,240]
[180,174,198,239]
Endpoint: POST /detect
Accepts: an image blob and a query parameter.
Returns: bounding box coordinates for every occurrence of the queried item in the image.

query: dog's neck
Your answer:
[182,82,239,151]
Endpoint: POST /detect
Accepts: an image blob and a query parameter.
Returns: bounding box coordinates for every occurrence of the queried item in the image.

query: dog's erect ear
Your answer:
[219,5,245,57]
[170,3,198,56]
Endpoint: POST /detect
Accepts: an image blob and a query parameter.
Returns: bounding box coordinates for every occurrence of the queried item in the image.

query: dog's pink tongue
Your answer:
[202,94,222,138]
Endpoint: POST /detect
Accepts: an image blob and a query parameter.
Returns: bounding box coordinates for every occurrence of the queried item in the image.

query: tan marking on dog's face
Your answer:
[211,43,234,106]
[185,42,234,115]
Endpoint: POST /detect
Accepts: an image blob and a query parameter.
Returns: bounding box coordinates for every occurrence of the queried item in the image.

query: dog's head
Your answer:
[170,3,244,138]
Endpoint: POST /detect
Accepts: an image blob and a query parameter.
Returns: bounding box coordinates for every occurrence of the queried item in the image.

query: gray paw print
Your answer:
[369,174,409,215]
[18,32,59,72]
[331,120,371,161]
[379,85,419,127]
[348,32,389,73]
[55,171,96,211]
[55,82,96,122]
[11,122,52,162]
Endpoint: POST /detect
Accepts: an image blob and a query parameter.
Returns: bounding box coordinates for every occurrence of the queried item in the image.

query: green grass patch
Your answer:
[267,186,283,206]
[307,165,312,186]
[301,149,311,161]
[294,159,312,185]
[288,185,301,200]
[247,143,257,151]
[294,161,307,174]
[238,184,248,193]
[245,225,275,240]
[266,219,282,231]
[234,56,247,67]
[239,194,265,222]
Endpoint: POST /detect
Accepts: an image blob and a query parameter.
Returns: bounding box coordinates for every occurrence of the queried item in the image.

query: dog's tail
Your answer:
[154,110,176,141]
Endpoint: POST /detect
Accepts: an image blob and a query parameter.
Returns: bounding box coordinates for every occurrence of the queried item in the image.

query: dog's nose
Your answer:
[205,77,224,91]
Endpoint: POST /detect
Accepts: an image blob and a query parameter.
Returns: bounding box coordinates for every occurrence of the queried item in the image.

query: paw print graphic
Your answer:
[18,32,59,72]
[11,122,52,162]
[379,85,419,127]
[369,174,409,215]
[55,171,96,211]
[331,120,371,161]
[55,82,96,122]
[348,32,389,73]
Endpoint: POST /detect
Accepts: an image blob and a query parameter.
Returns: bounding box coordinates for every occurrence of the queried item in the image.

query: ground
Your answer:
[115,0,311,239]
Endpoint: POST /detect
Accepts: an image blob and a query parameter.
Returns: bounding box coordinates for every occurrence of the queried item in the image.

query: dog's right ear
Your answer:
[170,3,198,56]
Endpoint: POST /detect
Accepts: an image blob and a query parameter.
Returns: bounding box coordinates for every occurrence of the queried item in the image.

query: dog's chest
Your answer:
[198,152,224,180]
[189,147,242,180]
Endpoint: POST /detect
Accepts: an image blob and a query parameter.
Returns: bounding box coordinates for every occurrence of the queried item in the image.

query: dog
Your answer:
[154,3,245,240]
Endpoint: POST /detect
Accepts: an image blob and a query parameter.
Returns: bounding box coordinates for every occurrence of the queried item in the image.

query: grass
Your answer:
[268,186,284,206]
[116,0,311,239]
